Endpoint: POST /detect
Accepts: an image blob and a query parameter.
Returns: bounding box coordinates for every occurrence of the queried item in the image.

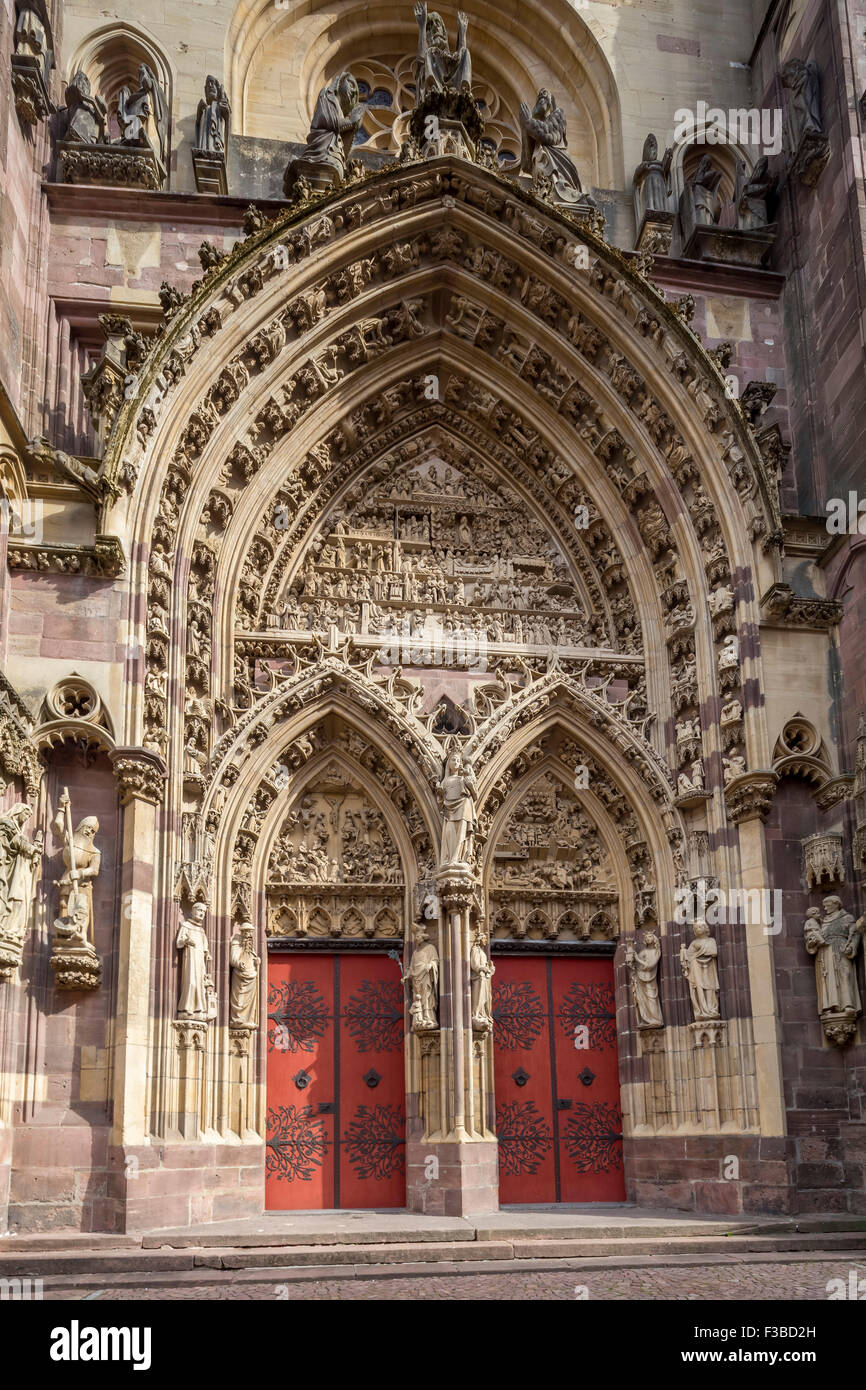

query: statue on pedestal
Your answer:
[680,921,720,1022]
[519,89,585,203]
[804,896,864,1045]
[61,71,107,145]
[682,155,722,227]
[229,921,260,1028]
[626,931,664,1028]
[0,803,42,977]
[633,134,669,216]
[736,156,777,230]
[437,747,477,866]
[195,75,230,155]
[470,929,495,1030]
[50,789,101,990]
[284,73,364,195]
[406,922,439,1031]
[176,901,212,1020]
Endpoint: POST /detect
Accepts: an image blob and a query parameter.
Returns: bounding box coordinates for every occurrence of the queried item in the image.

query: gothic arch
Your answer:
[64,21,175,140]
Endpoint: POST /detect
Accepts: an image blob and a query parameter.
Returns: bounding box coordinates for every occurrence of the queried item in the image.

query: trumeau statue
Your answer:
[176,900,212,1020]
[804,896,864,1044]
[117,63,169,167]
[0,803,42,963]
[284,72,364,195]
[406,920,439,1031]
[625,931,664,1028]
[195,75,230,155]
[519,89,585,203]
[413,3,472,98]
[680,921,720,1022]
[51,789,100,948]
[470,929,495,1030]
[229,921,260,1028]
[61,72,107,145]
[437,747,478,867]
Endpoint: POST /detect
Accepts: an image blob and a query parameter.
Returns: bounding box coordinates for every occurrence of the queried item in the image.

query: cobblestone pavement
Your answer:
[46,1257,866,1300]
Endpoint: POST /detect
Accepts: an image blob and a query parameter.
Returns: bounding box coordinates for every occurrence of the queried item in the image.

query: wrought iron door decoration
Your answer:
[495,1099,554,1175]
[344,977,404,1052]
[562,1101,624,1174]
[267,978,329,1052]
[491,979,545,1050]
[265,1104,328,1182]
[557,980,617,1051]
[343,1104,406,1180]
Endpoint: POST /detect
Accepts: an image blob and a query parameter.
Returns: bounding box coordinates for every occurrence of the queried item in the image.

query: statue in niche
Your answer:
[625,931,664,1028]
[0,803,42,948]
[633,133,669,215]
[680,921,720,1022]
[229,921,260,1028]
[412,3,472,98]
[723,752,747,784]
[284,72,364,195]
[736,156,777,230]
[176,900,212,1020]
[681,154,722,227]
[51,789,101,947]
[195,75,230,154]
[62,73,107,146]
[781,58,823,144]
[116,63,169,167]
[804,897,864,1023]
[437,747,478,867]
[519,88,585,203]
[405,921,439,1030]
[470,929,495,1030]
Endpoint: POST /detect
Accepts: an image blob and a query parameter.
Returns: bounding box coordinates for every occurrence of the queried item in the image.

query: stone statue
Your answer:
[117,63,169,167]
[723,752,747,784]
[736,156,777,230]
[284,72,364,195]
[470,929,495,1030]
[14,6,48,62]
[680,921,720,1022]
[519,89,584,203]
[625,931,664,1028]
[406,922,439,1030]
[633,133,669,215]
[413,3,472,98]
[683,155,722,227]
[804,897,864,1037]
[51,789,100,947]
[229,921,260,1028]
[437,747,477,866]
[61,72,107,146]
[0,803,42,947]
[195,75,230,155]
[176,901,211,1020]
[781,58,823,144]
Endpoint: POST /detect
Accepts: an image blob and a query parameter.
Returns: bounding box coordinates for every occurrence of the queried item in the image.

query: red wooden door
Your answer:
[492,955,625,1203]
[266,952,405,1210]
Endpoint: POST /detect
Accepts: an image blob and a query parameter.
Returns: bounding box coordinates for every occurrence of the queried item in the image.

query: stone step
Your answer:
[1,1229,864,1277]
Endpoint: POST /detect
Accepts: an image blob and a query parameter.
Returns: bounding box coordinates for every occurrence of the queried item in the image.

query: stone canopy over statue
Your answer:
[284,72,365,196]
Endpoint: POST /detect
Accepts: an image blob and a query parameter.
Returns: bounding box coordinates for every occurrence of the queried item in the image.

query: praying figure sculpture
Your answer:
[117,63,169,168]
[176,901,212,1020]
[195,75,231,155]
[284,72,364,195]
[413,3,472,98]
[519,88,585,203]
[437,747,478,867]
[625,931,664,1028]
[680,921,720,1022]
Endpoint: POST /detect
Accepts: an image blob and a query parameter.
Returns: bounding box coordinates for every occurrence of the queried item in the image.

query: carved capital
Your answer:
[637,1026,665,1054]
[820,1009,859,1047]
[689,1019,726,1048]
[435,863,478,912]
[110,748,168,806]
[51,944,101,992]
[0,934,25,983]
[229,1027,254,1057]
[724,769,778,824]
[172,1019,208,1051]
[417,1030,440,1057]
